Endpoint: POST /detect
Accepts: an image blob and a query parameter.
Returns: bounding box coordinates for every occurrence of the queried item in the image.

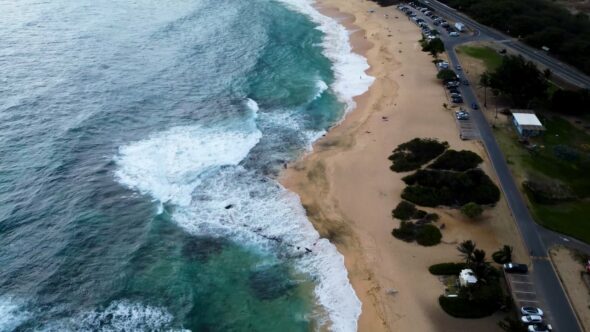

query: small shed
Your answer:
[511,110,545,137]
[459,269,478,287]
[455,22,465,32]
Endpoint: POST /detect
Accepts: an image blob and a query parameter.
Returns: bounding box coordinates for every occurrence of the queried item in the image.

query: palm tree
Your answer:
[492,245,513,264]
[480,72,491,108]
[457,240,477,265]
[472,249,489,279]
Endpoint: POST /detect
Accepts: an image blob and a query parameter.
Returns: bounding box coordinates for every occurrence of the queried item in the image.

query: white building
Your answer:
[459,269,478,287]
[511,110,545,137]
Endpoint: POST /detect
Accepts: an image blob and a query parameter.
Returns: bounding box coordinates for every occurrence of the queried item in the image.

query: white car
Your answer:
[521,315,543,324]
[521,306,544,316]
[449,32,460,37]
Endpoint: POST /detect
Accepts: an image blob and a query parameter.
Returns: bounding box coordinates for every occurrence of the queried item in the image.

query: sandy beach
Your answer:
[281,1,529,331]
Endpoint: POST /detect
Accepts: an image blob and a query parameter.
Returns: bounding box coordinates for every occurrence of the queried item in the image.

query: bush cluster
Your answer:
[429,150,483,171]
[392,222,442,246]
[428,262,468,275]
[401,169,500,207]
[438,294,501,318]
[392,201,427,220]
[389,138,449,172]
[461,202,484,219]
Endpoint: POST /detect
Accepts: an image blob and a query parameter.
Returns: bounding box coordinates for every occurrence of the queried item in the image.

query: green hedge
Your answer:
[416,224,442,246]
[402,169,500,207]
[429,150,483,171]
[428,262,467,275]
[438,295,500,318]
[389,138,448,172]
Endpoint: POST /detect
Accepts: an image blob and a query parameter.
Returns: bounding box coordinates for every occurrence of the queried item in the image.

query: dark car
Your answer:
[471,103,479,110]
[462,79,469,85]
[504,263,528,274]
[452,97,463,104]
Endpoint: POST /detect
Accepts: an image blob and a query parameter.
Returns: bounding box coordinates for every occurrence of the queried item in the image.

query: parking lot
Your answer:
[505,271,554,327]
[454,110,479,140]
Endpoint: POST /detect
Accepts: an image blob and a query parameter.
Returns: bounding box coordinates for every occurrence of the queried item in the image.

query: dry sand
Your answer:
[281,1,528,331]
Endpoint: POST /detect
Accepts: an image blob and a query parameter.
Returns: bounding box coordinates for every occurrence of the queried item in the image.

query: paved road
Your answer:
[397,5,585,331]
[425,0,590,89]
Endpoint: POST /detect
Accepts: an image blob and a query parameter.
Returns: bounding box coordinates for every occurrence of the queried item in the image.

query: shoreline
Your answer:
[281,1,528,331]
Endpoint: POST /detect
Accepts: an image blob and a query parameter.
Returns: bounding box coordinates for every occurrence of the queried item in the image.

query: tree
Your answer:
[437,69,457,81]
[457,240,477,265]
[471,249,488,278]
[485,55,548,108]
[479,72,491,107]
[423,38,445,58]
[461,202,483,219]
[492,245,513,264]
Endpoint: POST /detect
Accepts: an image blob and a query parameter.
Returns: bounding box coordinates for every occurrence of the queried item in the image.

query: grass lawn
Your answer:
[456,45,503,71]
[493,114,590,243]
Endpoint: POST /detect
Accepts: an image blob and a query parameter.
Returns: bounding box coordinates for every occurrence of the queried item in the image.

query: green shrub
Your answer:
[402,169,500,207]
[389,138,449,172]
[439,295,500,318]
[392,201,417,220]
[416,224,442,246]
[461,202,484,219]
[429,150,483,171]
[393,222,442,246]
[392,221,415,242]
[429,262,467,275]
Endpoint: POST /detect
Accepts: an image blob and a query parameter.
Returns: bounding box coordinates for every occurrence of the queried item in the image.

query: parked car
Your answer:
[455,65,462,70]
[528,324,552,332]
[521,315,543,325]
[446,81,460,87]
[471,103,479,110]
[455,111,469,120]
[452,97,464,104]
[521,307,544,317]
[449,32,460,37]
[462,79,469,85]
[448,88,460,94]
[450,92,462,98]
[504,263,528,273]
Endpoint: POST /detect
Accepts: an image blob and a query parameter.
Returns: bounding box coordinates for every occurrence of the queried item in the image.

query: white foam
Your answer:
[39,300,187,332]
[0,296,30,332]
[276,0,374,112]
[115,123,262,207]
[313,80,329,100]
[160,167,360,332]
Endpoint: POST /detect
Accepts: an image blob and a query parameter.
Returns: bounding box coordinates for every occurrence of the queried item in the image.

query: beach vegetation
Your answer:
[422,37,445,58]
[492,245,514,264]
[438,277,503,318]
[389,138,449,172]
[392,200,427,220]
[401,169,501,207]
[457,240,477,265]
[461,202,484,219]
[428,149,483,171]
[429,262,468,275]
[436,69,458,82]
[392,221,442,246]
[416,224,442,246]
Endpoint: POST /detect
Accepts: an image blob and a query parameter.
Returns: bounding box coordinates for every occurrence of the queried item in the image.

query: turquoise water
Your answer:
[0,0,372,331]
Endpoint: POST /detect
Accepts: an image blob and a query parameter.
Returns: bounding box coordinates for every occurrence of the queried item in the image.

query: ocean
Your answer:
[0,0,373,331]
